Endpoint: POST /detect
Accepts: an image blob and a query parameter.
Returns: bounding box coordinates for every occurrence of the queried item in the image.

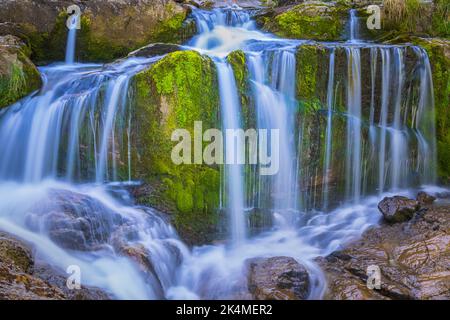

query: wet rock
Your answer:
[114,243,165,298]
[0,35,41,108]
[378,196,420,223]
[128,43,182,58]
[0,232,33,273]
[246,256,310,300]
[417,191,436,206]
[318,205,450,300]
[0,231,110,300]
[32,261,111,300]
[26,189,126,251]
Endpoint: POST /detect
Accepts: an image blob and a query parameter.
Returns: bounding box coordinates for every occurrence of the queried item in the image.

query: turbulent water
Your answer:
[0,6,442,299]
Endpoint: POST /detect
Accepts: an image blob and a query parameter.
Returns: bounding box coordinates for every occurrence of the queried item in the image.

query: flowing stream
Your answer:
[0,6,441,299]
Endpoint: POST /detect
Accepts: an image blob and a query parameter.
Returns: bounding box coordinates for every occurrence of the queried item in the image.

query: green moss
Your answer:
[268,3,346,41]
[24,3,193,64]
[411,38,450,183]
[133,50,221,244]
[0,48,41,108]
[227,50,253,128]
[296,44,327,101]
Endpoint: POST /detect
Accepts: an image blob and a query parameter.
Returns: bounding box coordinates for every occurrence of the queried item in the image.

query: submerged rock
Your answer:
[318,205,450,300]
[0,35,41,108]
[246,256,310,300]
[378,196,420,223]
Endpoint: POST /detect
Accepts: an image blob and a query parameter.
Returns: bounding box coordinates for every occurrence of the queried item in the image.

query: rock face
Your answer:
[0,231,110,300]
[0,0,195,63]
[26,189,125,251]
[132,50,221,245]
[317,205,450,300]
[246,257,310,300]
[378,196,420,223]
[258,2,348,41]
[0,35,41,108]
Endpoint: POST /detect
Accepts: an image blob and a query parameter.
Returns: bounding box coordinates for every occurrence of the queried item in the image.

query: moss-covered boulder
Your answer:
[132,50,221,245]
[0,35,41,109]
[259,2,349,41]
[0,0,195,64]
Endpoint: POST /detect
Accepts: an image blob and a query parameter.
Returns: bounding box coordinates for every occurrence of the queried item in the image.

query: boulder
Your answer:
[0,0,195,63]
[0,35,41,108]
[25,189,125,251]
[417,191,436,206]
[257,2,349,41]
[317,205,450,300]
[246,256,310,300]
[378,196,420,223]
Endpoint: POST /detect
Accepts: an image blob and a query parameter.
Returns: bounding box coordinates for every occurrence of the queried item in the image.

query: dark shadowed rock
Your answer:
[128,43,182,58]
[246,256,310,300]
[26,189,126,251]
[417,191,436,206]
[317,205,450,300]
[378,196,420,223]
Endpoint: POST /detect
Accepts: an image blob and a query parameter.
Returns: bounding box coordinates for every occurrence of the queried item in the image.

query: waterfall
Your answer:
[349,9,359,42]
[322,50,335,210]
[247,49,299,225]
[216,60,247,245]
[345,47,362,203]
[65,14,78,64]
[0,6,441,300]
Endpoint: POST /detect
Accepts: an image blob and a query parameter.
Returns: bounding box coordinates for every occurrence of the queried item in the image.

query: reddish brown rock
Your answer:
[246,256,310,300]
[317,205,450,300]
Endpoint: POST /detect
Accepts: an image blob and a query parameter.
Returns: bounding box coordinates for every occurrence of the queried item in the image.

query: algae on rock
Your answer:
[132,50,221,245]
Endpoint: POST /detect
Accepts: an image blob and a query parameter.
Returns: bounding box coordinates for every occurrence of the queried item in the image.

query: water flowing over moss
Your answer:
[132,51,221,244]
[413,38,450,183]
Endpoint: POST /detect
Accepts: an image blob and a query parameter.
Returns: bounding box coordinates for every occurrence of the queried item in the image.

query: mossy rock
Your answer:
[0,35,41,108]
[132,50,221,245]
[261,2,349,41]
[412,38,450,183]
[0,0,195,64]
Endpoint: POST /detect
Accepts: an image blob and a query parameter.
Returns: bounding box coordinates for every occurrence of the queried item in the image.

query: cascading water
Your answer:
[216,60,247,244]
[65,13,79,64]
[349,9,359,42]
[0,5,442,300]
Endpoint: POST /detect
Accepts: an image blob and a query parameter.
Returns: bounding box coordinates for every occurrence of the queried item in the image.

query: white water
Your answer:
[216,61,247,244]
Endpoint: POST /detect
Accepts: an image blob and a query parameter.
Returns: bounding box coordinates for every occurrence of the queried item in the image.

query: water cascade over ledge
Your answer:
[0,6,441,300]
